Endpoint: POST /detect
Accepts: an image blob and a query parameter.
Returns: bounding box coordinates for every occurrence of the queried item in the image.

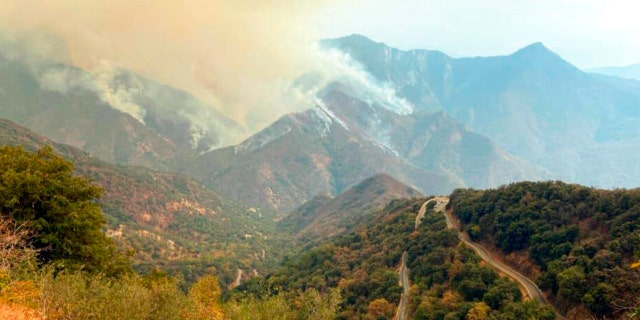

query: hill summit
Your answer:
[280,173,422,242]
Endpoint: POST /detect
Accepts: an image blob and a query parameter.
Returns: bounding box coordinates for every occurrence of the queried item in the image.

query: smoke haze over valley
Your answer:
[0,0,338,141]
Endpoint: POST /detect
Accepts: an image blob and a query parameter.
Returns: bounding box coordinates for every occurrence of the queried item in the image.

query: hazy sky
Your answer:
[1,0,639,135]
[313,0,640,68]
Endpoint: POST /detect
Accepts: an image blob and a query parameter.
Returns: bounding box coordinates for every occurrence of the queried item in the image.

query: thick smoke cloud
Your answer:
[0,0,329,133]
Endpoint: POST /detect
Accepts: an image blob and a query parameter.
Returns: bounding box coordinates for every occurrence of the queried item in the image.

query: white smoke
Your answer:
[37,66,90,94]
[91,62,146,123]
[35,61,146,124]
[289,47,415,116]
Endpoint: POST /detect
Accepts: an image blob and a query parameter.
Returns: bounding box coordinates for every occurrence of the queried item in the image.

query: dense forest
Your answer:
[245,198,553,319]
[450,181,640,319]
[6,145,639,319]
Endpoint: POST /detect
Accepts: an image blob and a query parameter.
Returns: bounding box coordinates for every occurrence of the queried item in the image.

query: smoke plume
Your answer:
[0,0,328,133]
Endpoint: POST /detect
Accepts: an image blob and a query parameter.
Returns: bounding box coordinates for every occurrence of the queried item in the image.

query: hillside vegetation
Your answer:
[450,181,640,319]
[0,117,288,286]
[0,145,338,319]
[279,174,423,245]
[246,198,553,319]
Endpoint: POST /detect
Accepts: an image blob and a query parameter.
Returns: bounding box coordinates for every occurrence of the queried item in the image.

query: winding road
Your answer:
[396,197,448,320]
[395,251,409,320]
[442,200,547,303]
[395,197,548,320]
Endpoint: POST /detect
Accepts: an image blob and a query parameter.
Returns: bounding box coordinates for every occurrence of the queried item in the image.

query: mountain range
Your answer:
[589,64,640,81]
[2,34,640,213]
[185,76,547,212]
[326,35,640,188]
[185,35,640,211]
[2,33,640,319]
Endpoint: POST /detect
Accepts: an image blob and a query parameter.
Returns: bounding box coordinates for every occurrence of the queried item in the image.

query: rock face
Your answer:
[324,35,640,189]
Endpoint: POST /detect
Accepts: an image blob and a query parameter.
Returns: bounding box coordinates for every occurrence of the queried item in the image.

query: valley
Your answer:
[0,117,287,287]
[0,6,639,317]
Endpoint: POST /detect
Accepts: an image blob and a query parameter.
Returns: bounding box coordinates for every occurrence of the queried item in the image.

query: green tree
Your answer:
[457,279,487,301]
[224,288,341,320]
[0,145,128,274]
[556,266,587,303]
[482,278,522,310]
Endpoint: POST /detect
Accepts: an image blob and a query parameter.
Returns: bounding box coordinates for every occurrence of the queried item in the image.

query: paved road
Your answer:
[395,251,409,320]
[414,200,430,230]
[442,202,546,303]
[397,198,450,320]
[414,197,449,230]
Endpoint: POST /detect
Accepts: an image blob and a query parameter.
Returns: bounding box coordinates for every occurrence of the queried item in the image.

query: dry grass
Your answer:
[0,303,42,320]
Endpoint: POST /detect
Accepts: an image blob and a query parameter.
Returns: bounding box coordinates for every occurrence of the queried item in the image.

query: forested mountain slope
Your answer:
[0,117,282,286]
[450,181,640,319]
[280,173,423,244]
[241,198,554,319]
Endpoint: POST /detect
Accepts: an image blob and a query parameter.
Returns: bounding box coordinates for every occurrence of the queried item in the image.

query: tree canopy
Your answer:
[0,145,128,275]
[450,181,640,318]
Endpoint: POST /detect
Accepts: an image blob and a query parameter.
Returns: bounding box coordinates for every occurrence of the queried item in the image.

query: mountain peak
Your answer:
[522,41,546,49]
[280,173,423,240]
[352,173,414,192]
[513,42,555,57]
[342,33,376,43]
[508,41,581,74]
[321,34,388,52]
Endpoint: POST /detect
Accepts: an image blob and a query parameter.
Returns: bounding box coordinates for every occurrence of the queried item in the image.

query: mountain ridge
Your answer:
[184,100,460,212]
[588,63,640,80]
[279,173,423,242]
[185,80,547,212]
[323,34,640,189]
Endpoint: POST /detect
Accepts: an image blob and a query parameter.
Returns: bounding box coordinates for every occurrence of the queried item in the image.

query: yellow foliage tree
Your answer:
[365,298,395,320]
[440,290,461,309]
[466,302,491,320]
[185,275,224,320]
[0,302,42,320]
